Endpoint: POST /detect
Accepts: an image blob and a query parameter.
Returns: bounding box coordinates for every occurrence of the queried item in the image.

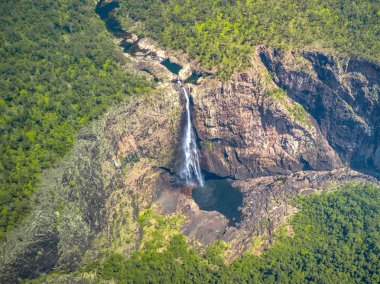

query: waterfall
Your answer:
[178,79,204,187]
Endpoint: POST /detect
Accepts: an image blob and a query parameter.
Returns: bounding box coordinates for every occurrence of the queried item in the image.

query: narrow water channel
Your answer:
[95,0,143,54]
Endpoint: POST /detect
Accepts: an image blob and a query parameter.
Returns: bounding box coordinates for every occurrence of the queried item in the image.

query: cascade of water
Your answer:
[178,79,204,187]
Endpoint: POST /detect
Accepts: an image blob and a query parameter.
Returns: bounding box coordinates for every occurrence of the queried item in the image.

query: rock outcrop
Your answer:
[0,89,180,282]
[192,53,342,179]
[234,168,379,235]
[1,10,379,280]
[259,48,380,177]
[156,168,379,262]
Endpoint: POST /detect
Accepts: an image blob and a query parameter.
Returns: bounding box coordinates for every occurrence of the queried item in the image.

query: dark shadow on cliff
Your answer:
[259,48,380,179]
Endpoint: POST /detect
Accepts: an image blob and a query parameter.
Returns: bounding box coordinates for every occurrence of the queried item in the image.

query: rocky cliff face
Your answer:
[1,36,379,281]
[259,48,380,177]
[192,54,342,179]
[156,49,379,261]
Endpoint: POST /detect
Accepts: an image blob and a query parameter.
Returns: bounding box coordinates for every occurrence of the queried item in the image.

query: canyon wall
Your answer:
[173,49,380,260]
[193,48,379,180]
[1,42,379,281]
[192,58,339,179]
[260,48,380,177]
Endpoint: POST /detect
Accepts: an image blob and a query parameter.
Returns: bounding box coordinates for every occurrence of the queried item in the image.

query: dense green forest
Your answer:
[2,0,380,282]
[117,0,380,78]
[0,0,151,237]
[73,184,379,283]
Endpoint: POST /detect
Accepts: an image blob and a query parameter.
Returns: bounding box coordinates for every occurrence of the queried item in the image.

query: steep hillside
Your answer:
[0,87,180,282]
[0,0,152,236]
[0,0,379,282]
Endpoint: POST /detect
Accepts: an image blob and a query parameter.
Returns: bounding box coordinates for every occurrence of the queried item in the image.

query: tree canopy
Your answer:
[117,0,380,78]
[75,184,380,283]
[0,0,151,237]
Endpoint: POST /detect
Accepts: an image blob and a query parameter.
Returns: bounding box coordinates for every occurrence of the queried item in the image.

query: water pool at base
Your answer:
[192,179,243,226]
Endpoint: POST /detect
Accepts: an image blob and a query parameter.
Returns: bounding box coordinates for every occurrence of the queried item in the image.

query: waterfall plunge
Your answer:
[178,80,204,187]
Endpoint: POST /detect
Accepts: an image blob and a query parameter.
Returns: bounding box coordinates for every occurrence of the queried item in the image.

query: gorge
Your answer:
[0,0,379,282]
[95,0,245,223]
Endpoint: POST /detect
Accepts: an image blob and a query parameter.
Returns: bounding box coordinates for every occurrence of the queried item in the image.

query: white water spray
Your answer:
[178,79,204,187]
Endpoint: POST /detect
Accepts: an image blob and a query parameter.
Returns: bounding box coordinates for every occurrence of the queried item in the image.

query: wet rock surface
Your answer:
[156,168,378,262]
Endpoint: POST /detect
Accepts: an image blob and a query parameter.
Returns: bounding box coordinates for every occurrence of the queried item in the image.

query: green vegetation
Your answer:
[268,88,311,127]
[137,208,185,251]
[0,0,152,237]
[228,183,380,283]
[76,183,380,283]
[118,0,380,78]
[3,0,379,281]
[80,209,229,283]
